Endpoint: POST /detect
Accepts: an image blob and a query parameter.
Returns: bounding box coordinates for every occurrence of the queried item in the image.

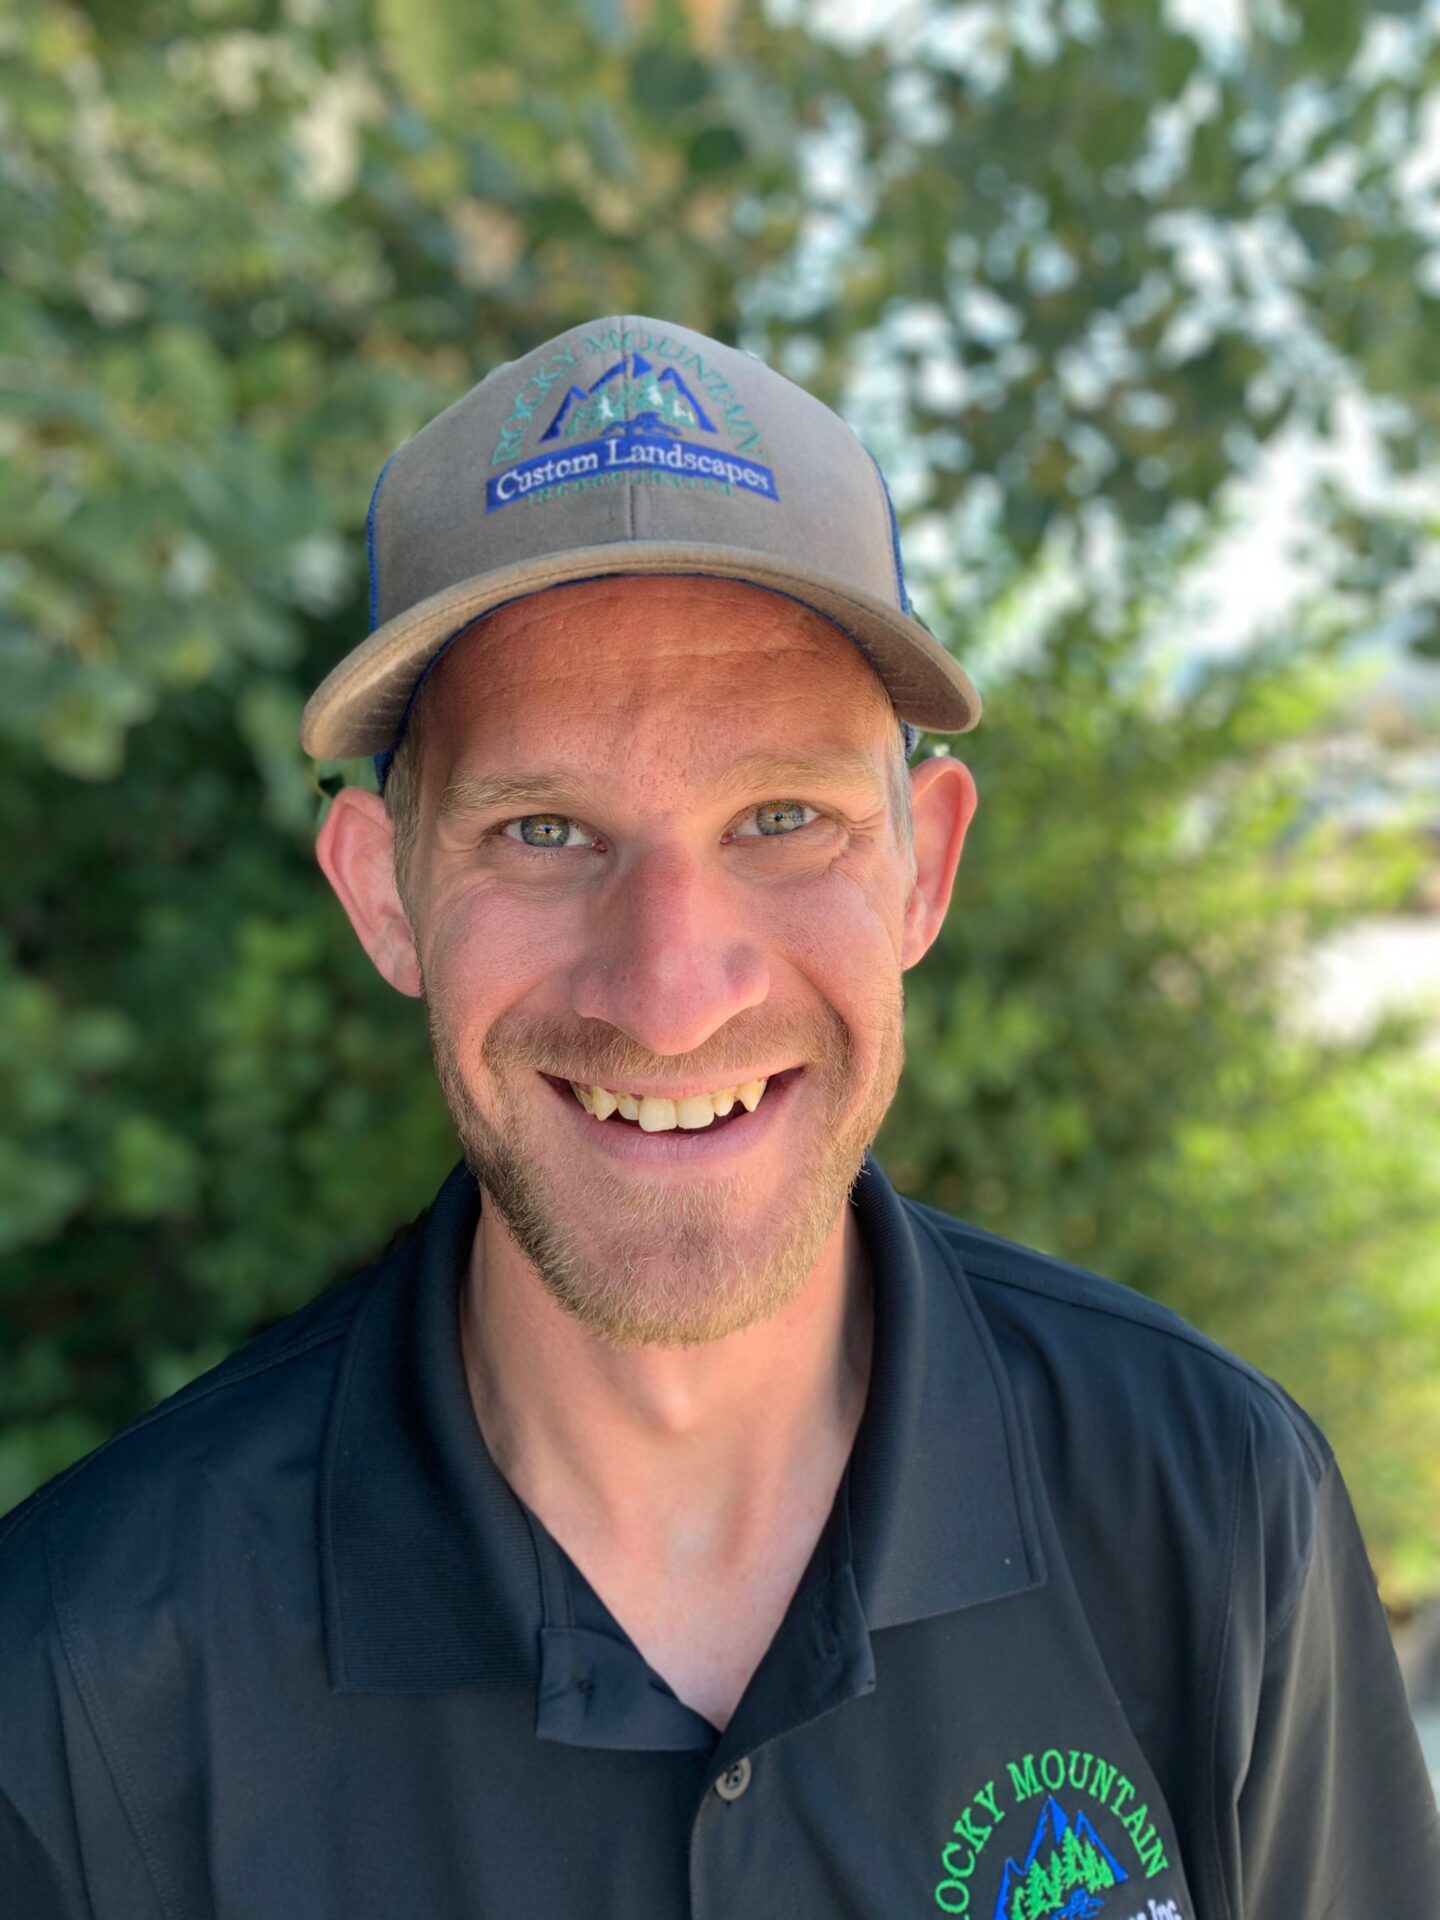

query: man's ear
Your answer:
[314,787,423,998]
[901,754,978,970]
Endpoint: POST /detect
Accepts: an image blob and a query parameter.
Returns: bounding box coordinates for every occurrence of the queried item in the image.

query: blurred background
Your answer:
[3,0,1439,1767]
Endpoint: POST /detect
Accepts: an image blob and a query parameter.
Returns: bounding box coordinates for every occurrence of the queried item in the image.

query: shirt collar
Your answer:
[321,1158,539,1690]
[320,1152,1045,1693]
[845,1157,1046,1629]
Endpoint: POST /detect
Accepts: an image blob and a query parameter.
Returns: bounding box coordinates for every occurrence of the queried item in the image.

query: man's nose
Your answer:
[567,842,769,1058]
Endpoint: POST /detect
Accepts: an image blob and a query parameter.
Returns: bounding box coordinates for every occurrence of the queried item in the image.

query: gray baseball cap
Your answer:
[298,315,981,778]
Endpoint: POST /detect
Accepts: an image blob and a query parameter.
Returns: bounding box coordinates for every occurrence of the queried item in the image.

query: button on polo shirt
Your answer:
[1,1155,1437,1920]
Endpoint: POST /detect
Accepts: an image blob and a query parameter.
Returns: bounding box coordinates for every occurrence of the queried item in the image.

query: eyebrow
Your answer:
[434,748,886,826]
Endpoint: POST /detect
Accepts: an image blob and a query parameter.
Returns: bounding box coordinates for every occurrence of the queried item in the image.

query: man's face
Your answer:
[353,577,964,1346]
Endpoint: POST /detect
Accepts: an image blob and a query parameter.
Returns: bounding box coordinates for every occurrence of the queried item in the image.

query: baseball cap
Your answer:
[298,315,981,785]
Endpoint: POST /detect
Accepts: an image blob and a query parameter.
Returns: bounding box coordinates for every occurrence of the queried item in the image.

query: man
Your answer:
[1,316,1436,1920]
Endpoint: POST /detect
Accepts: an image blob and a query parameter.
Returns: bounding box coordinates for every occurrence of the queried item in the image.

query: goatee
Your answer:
[423,989,903,1346]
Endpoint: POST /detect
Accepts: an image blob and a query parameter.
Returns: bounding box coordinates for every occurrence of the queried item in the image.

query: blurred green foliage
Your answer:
[2,0,1438,1599]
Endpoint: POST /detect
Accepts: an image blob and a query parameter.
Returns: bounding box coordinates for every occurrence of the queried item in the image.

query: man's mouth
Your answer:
[540,1069,802,1134]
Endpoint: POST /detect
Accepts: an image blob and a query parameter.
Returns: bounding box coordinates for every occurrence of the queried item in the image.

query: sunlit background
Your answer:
[3,0,1438,1775]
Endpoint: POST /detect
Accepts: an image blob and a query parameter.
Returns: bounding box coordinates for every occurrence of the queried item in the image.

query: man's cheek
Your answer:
[433,891,577,995]
[772,860,903,959]
[778,910,902,1028]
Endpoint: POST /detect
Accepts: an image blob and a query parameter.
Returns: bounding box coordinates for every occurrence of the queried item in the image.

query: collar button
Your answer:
[714,1757,752,1802]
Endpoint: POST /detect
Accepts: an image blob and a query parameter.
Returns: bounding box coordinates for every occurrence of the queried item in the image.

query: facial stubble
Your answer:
[424,987,905,1347]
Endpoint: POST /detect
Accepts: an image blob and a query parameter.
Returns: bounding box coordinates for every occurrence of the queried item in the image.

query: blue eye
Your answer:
[749,801,814,836]
[506,814,582,848]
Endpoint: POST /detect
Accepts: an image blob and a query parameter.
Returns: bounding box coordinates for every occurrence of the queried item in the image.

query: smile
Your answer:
[538,1067,804,1165]
[568,1078,769,1132]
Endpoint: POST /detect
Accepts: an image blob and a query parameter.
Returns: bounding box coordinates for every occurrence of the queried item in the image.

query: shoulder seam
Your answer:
[1200,1366,1249,1920]
[1262,1447,1337,1653]
[946,1236,1328,1477]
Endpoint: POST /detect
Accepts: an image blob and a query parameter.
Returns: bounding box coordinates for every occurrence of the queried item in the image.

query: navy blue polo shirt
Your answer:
[2,1154,1437,1919]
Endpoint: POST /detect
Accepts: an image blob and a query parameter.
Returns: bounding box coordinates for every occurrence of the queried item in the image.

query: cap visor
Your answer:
[299,543,981,760]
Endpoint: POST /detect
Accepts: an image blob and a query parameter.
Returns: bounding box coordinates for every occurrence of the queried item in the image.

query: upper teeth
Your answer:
[570,1078,769,1131]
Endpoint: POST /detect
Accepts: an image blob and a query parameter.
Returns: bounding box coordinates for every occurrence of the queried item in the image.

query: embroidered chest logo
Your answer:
[994,1796,1125,1919]
[485,327,779,512]
[933,1749,1182,1920]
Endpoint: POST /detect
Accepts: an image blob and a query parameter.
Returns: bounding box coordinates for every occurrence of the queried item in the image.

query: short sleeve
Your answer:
[1215,1404,1440,1919]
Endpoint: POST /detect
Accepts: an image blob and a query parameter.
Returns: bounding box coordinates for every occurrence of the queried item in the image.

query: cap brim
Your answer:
[299,542,981,761]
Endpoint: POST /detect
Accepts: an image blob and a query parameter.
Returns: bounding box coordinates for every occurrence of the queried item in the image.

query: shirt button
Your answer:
[714,1757,752,1802]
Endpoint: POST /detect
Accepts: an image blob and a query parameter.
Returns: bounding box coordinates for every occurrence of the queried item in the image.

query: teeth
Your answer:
[567,1077,771,1128]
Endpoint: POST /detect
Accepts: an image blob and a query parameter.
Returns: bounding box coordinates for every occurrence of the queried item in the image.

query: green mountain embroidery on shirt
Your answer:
[994,1796,1127,1920]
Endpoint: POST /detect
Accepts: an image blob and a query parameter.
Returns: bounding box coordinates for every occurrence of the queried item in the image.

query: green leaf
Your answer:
[630,46,711,113]
[687,123,746,176]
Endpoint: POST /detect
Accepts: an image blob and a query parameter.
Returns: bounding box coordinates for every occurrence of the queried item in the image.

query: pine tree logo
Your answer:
[539,353,717,444]
[992,1797,1128,1920]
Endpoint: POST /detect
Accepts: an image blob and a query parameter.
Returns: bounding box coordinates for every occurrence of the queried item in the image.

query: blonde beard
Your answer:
[424,991,904,1347]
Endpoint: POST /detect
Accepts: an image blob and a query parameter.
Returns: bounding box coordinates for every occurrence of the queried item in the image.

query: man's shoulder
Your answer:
[901,1190,1331,1491]
[0,1240,399,1623]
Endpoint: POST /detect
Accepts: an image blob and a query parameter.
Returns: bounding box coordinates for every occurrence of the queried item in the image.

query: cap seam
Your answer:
[623,319,637,542]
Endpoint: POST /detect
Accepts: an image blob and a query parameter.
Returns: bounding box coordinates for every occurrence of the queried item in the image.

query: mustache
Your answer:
[477,1006,854,1086]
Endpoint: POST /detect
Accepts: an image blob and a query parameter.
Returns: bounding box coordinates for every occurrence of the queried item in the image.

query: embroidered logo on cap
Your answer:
[933,1748,1182,1920]
[485,339,779,513]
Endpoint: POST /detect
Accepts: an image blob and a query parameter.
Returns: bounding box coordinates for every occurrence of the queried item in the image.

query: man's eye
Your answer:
[738,801,817,838]
[503,814,589,849]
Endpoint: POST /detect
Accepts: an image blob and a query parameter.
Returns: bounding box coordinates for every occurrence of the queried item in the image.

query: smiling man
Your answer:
[374,578,930,1361]
[316,569,964,1735]
[2,318,1436,1920]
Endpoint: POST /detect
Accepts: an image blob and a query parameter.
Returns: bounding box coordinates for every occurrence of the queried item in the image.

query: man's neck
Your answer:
[456,1200,874,1727]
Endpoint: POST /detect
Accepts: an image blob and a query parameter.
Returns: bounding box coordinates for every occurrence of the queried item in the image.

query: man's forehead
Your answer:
[433,576,896,704]
[421,577,899,771]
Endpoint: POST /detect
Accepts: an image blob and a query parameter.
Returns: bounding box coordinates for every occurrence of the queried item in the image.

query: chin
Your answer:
[471,1132,855,1348]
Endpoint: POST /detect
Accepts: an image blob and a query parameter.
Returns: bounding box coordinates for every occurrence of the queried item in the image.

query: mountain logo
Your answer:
[539,352,717,443]
[485,346,779,513]
[992,1795,1129,1920]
